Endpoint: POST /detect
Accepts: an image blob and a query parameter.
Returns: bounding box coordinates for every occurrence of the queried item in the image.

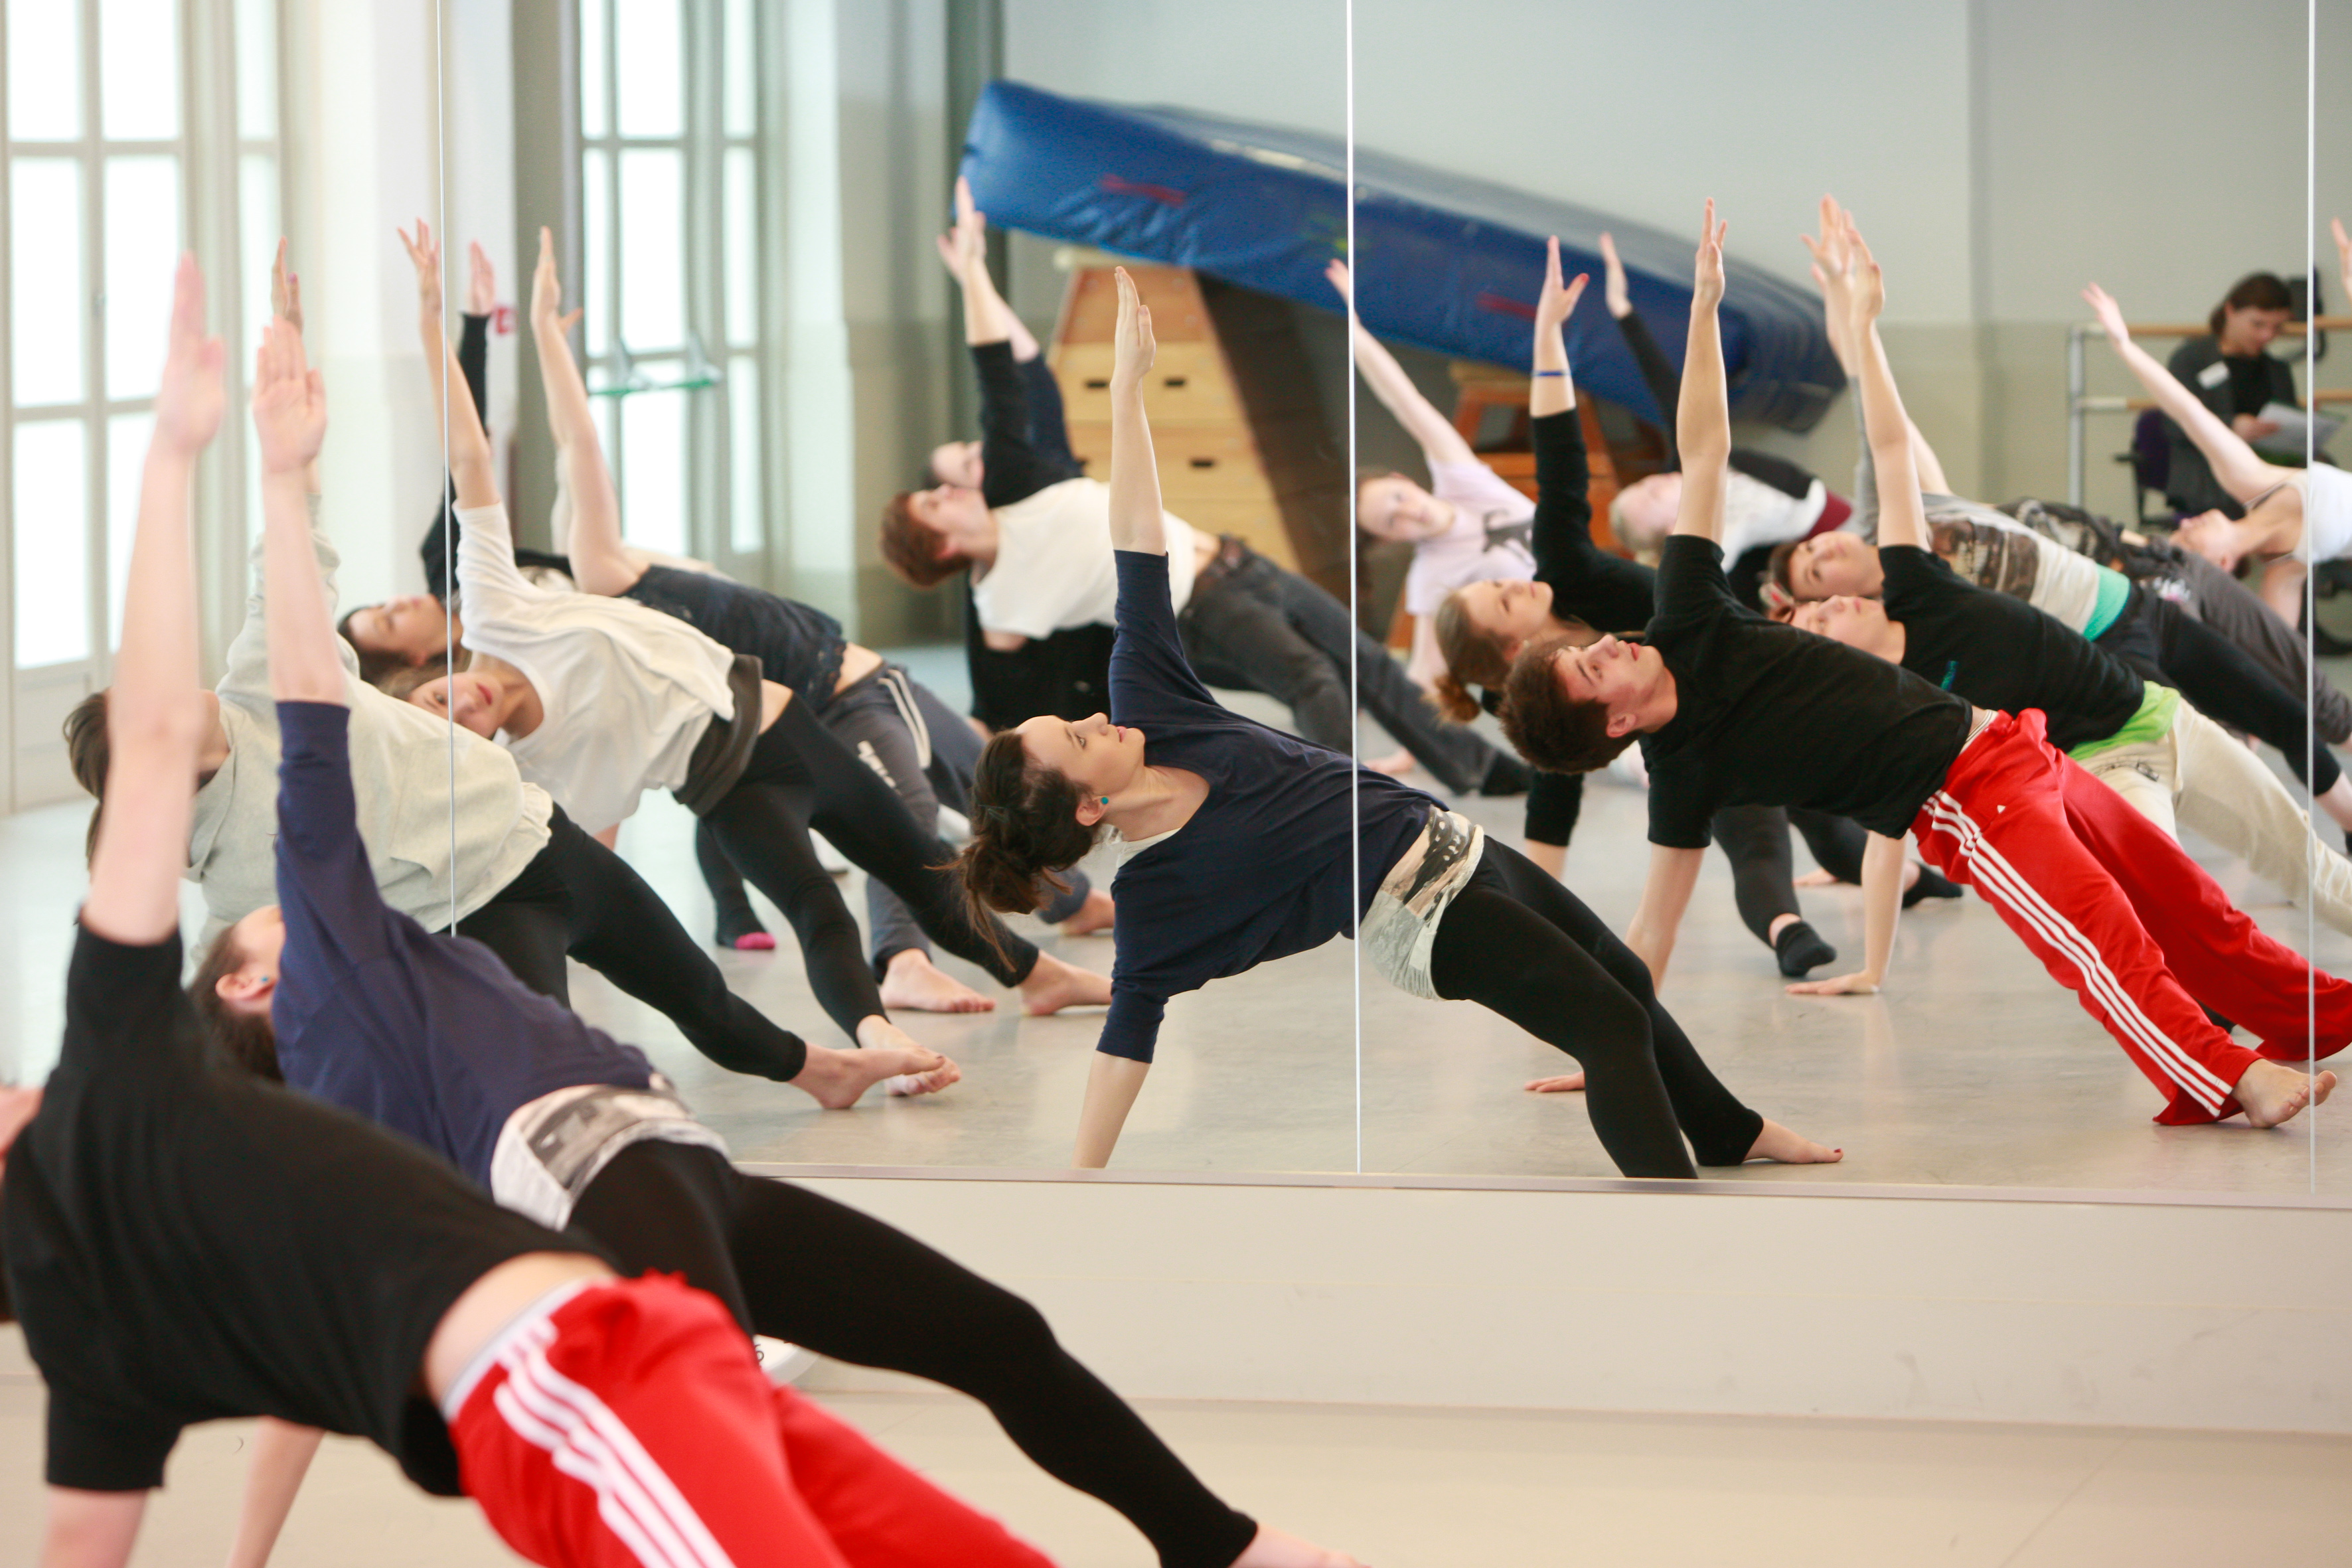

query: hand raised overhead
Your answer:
[155,254,227,454]
[1535,236,1589,333]
[270,237,303,335]
[530,226,582,337]
[935,173,988,281]
[1842,216,1885,335]
[1324,257,1354,307]
[1799,195,1855,307]
[1691,198,1727,309]
[2080,283,2130,347]
[1598,230,1631,319]
[251,315,326,476]
[467,240,497,318]
[396,219,443,322]
[1111,266,1155,391]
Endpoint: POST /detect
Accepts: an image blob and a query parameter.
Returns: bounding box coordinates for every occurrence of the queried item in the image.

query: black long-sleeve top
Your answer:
[1533,408,1656,635]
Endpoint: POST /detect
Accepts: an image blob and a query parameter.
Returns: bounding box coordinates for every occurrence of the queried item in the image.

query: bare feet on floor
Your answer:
[794,1030,961,1108]
[1230,1524,1367,1568]
[1017,951,1114,1015]
[1745,1119,1842,1164]
[1793,868,1838,889]
[1058,886,1117,935]
[2235,1059,2338,1128]
[1364,747,1415,777]
[1525,1072,1587,1094]
[878,948,995,1014]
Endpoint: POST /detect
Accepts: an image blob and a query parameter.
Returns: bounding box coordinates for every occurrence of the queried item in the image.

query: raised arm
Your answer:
[1843,222,1926,552]
[399,221,499,511]
[268,240,319,496]
[1328,259,1477,465]
[1106,266,1164,556]
[252,316,340,704]
[952,179,1014,350]
[528,226,635,597]
[1669,201,1730,545]
[1529,237,1588,422]
[1601,232,1684,441]
[83,256,222,946]
[2083,283,2284,504]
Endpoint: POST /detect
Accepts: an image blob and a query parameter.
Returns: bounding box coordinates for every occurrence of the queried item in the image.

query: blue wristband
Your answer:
[1532,369,1567,378]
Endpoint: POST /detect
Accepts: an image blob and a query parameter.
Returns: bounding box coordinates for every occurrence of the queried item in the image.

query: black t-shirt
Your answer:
[1641,535,1972,848]
[621,564,846,710]
[1,927,582,1494]
[1879,545,2144,751]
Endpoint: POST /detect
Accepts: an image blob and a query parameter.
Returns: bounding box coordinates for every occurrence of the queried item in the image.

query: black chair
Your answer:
[2116,407,2174,530]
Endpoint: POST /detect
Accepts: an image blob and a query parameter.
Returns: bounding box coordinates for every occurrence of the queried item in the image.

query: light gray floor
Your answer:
[3,645,2345,1196]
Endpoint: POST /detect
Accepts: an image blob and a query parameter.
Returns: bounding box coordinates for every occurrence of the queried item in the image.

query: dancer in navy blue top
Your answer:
[957,268,1838,1176]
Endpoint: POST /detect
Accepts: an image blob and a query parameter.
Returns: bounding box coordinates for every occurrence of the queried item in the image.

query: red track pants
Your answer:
[1910,710,2352,1124]
[453,1274,1057,1568]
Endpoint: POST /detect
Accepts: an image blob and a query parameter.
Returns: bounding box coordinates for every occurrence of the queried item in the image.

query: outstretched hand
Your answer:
[1784,971,1879,997]
[251,315,326,476]
[1800,195,1853,309]
[1691,199,1727,309]
[2081,283,2130,346]
[1535,236,1589,335]
[1111,266,1155,390]
[396,220,443,323]
[1324,257,1354,307]
[155,255,227,454]
[1842,217,1885,335]
[1598,230,1631,319]
[530,226,566,334]
[270,237,303,335]
[937,174,987,281]
[467,240,497,317]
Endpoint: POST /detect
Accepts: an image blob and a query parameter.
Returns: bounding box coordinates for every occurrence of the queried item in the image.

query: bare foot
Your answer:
[1229,1524,1367,1568]
[2236,1059,2339,1127]
[879,948,995,1014]
[792,1036,959,1109]
[886,1061,963,1097]
[1525,1072,1587,1094]
[1743,1119,1843,1164]
[1793,868,1838,889]
[1018,951,1114,1015]
[1364,747,1415,777]
[1058,886,1117,935]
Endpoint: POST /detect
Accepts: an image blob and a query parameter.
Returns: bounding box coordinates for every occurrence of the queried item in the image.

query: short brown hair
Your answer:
[1498,632,1637,774]
[189,929,282,1082]
[880,492,966,589]
[63,689,110,864]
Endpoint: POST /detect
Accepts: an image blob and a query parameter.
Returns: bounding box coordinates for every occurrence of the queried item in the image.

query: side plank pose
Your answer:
[884,181,1525,799]
[396,228,1108,1057]
[0,259,1058,1568]
[1501,208,2343,1130]
[959,265,1837,1177]
[217,306,1359,1568]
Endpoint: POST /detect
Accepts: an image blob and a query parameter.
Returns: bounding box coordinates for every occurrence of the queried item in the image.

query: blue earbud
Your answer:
[1099,797,1110,805]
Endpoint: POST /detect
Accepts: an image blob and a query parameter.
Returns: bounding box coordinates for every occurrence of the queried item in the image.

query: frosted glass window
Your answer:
[105,412,152,649]
[618,150,683,351]
[12,159,86,408]
[15,421,90,667]
[579,0,607,139]
[613,0,681,139]
[584,149,611,357]
[723,0,754,137]
[7,0,82,140]
[619,382,685,557]
[104,157,182,400]
[240,153,279,358]
[100,0,180,141]
[234,0,277,138]
[725,148,755,347]
[728,358,760,552]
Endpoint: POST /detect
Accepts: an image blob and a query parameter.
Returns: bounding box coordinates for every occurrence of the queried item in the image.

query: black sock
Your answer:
[1904,864,1962,907]
[1774,919,1837,978]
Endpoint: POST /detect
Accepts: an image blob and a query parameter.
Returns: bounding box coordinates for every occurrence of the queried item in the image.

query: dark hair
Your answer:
[1431,589,1509,723]
[341,606,410,689]
[376,655,465,704]
[2210,272,2292,337]
[952,729,1097,959]
[63,689,110,864]
[1766,536,1806,601]
[880,492,967,589]
[188,929,282,1082]
[1498,632,1637,774]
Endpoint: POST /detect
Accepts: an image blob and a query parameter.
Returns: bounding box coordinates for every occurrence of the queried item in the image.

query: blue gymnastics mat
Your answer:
[961,80,1843,431]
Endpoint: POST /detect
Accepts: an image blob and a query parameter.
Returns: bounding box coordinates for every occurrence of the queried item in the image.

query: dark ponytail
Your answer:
[953,730,1099,958]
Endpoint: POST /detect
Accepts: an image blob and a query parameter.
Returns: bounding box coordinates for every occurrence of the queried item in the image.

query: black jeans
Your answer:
[1427,841,1764,1178]
[1180,548,1500,792]
[449,808,810,1080]
[701,696,1040,1037]
[572,1140,1261,1568]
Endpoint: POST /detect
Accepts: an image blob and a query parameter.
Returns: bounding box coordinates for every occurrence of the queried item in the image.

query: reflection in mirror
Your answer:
[1353,0,2336,1194]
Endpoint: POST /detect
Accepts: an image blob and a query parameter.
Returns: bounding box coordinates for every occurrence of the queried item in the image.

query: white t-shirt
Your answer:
[455,503,738,834]
[2299,464,2352,564]
[1405,461,1536,615]
[971,477,1200,637]
[1719,473,1828,563]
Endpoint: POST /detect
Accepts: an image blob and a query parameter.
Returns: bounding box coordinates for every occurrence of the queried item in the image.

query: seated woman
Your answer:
[2159,269,2302,519]
[394,240,1109,1060]
[210,307,1359,1568]
[957,264,1836,1177]
[882,180,1525,800]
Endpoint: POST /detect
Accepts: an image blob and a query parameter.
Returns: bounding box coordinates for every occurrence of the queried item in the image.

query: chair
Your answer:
[2117,407,2173,529]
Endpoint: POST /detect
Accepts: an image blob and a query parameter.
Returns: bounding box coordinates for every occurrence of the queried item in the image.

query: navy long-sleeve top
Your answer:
[270,701,657,1187]
[1097,552,1434,1061]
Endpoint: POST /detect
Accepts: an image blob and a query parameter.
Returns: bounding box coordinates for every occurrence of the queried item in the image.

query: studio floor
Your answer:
[3,647,2349,1198]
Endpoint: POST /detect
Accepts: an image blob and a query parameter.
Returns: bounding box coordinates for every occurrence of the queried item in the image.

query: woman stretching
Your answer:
[401,252,1109,1054]
[957,266,1836,1176]
[213,309,1356,1568]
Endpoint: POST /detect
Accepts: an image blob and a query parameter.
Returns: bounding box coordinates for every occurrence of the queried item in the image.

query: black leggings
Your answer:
[450,809,809,1080]
[1712,806,1870,945]
[572,1140,1259,1568]
[701,696,1040,1037]
[1427,841,1765,1178]
[2121,595,2339,791]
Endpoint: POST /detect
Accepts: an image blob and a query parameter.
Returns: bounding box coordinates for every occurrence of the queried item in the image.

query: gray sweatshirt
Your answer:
[185,502,553,935]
